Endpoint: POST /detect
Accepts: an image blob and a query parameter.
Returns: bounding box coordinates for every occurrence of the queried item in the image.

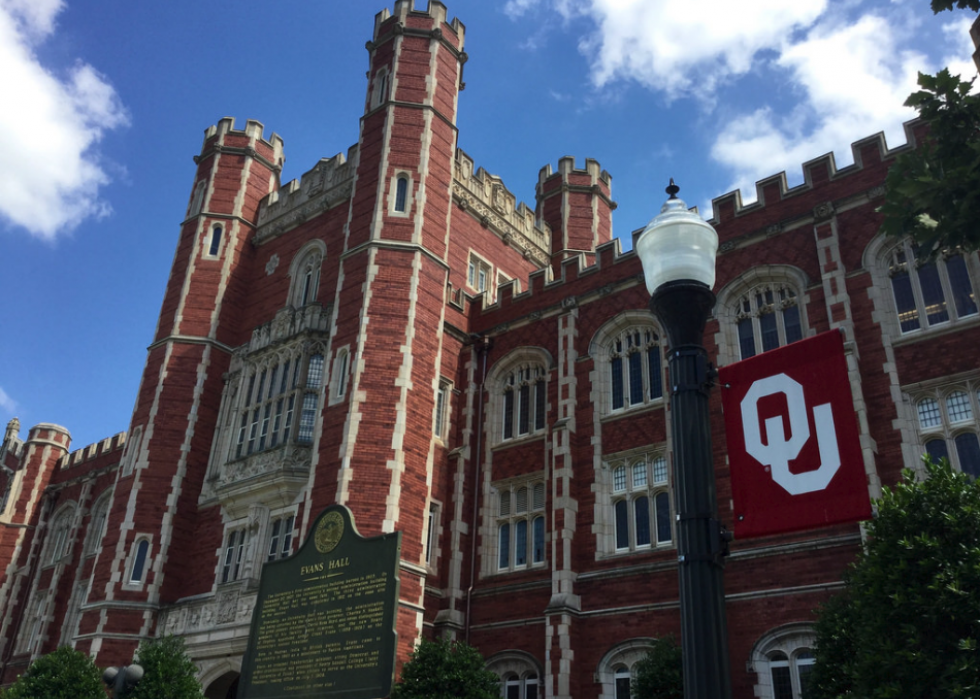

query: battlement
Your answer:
[373,1,464,47]
[201,117,285,169]
[538,156,612,187]
[708,121,920,226]
[254,147,358,243]
[61,431,126,469]
[453,149,551,268]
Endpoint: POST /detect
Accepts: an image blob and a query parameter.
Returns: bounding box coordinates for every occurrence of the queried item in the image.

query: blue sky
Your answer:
[1,0,976,450]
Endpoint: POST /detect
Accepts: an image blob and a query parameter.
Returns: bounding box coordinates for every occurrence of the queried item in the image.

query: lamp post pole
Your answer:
[638,182,732,699]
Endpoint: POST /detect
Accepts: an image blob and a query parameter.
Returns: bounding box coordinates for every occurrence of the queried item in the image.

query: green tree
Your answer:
[128,635,203,699]
[878,69,980,254]
[0,646,105,699]
[632,636,683,699]
[809,457,980,699]
[931,0,980,12]
[390,637,501,699]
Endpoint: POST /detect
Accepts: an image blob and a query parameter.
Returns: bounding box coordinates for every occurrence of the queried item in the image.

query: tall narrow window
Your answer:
[289,245,324,308]
[434,381,450,440]
[221,530,246,583]
[467,253,492,293]
[267,515,295,562]
[607,452,671,554]
[130,539,150,584]
[500,364,547,441]
[394,175,409,213]
[208,225,222,256]
[608,327,663,412]
[47,509,74,565]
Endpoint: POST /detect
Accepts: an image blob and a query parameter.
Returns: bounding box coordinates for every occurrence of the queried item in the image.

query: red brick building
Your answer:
[1,3,978,698]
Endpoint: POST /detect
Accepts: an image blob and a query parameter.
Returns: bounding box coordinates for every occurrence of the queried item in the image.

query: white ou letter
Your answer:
[740,373,840,495]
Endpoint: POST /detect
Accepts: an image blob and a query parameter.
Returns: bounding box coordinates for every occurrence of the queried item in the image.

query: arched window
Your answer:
[501,366,546,441]
[608,453,671,553]
[734,284,803,359]
[590,313,665,415]
[207,225,223,257]
[394,175,409,213]
[84,492,112,555]
[749,623,816,699]
[715,266,809,365]
[913,383,980,477]
[494,480,546,573]
[486,651,542,699]
[129,539,150,584]
[288,243,325,309]
[595,639,657,699]
[46,507,75,565]
[887,241,978,333]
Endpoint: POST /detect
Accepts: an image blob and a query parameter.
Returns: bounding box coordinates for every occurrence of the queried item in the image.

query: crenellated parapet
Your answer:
[196,117,284,175]
[61,432,126,470]
[371,0,465,52]
[453,149,551,268]
[708,121,920,228]
[255,147,358,243]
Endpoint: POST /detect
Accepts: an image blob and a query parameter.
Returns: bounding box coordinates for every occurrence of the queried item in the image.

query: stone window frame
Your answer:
[389,172,413,216]
[425,500,441,570]
[433,378,452,442]
[288,241,326,309]
[328,345,351,406]
[486,347,552,446]
[589,311,666,418]
[124,535,153,589]
[265,510,296,564]
[748,623,816,699]
[595,447,673,558]
[370,66,390,110]
[485,476,547,576]
[714,265,810,366]
[467,251,493,294]
[219,526,248,585]
[17,590,49,657]
[486,650,543,699]
[83,490,112,556]
[595,638,656,699]
[204,223,224,259]
[43,503,76,567]
[907,373,980,478]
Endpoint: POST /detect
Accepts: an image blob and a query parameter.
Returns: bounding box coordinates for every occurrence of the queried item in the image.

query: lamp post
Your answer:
[636,180,732,699]
[103,663,143,698]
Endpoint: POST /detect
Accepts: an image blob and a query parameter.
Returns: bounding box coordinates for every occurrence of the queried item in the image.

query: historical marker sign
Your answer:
[238,505,401,699]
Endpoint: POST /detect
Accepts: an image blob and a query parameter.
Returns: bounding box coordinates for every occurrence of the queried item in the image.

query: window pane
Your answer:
[307,354,325,388]
[615,501,629,550]
[613,466,627,492]
[615,674,631,699]
[628,352,643,405]
[946,391,974,423]
[516,487,528,514]
[518,384,530,435]
[395,176,408,212]
[131,540,149,583]
[652,456,668,484]
[647,347,662,400]
[297,393,318,443]
[891,272,920,332]
[498,524,510,569]
[632,463,647,488]
[634,496,651,547]
[525,681,538,699]
[503,391,514,439]
[770,665,793,699]
[611,358,624,410]
[917,398,942,428]
[209,227,222,256]
[532,516,545,563]
[917,261,949,325]
[499,491,511,517]
[532,482,545,510]
[925,438,949,463]
[268,519,281,562]
[515,520,528,566]
[535,380,546,431]
[760,312,779,352]
[954,433,980,478]
[783,304,802,344]
[946,254,978,318]
[738,318,756,358]
[656,492,672,543]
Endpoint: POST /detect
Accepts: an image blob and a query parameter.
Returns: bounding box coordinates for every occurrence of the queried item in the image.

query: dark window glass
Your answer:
[634,496,650,546]
[628,352,643,405]
[131,540,149,583]
[297,393,318,444]
[783,304,802,344]
[925,438,949,463]
[611,357,624,410]
[955,433,980,477]
[946,254,978,318]
[656,491,672,543]
[525,679,538,699]
[615,673,631,699]
[395,176,408,212]
[532,516,545,563]
[498,523,510,569]
[647,347,662,400]
[615,500,629,550]
[515,520,528,566]
[738,318,756,358]
[760,312,779,352]
[208,227,222,256]
[917,261,949,325]
[518,384,530,435]
[891,272,920,332]
[503,391,514,440]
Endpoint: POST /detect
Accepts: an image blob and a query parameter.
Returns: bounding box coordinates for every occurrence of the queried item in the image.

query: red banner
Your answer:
[719,329,871,538]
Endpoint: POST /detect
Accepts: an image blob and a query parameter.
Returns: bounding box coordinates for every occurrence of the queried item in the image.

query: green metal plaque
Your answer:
[238,505,401,699]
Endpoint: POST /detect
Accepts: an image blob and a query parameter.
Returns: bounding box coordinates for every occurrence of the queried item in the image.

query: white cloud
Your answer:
[710,13,925,205]
[941,17,979,82]
[577,0,827,99]
[0,0,128,240]
[504,0,539,19]
[0,387,16,415]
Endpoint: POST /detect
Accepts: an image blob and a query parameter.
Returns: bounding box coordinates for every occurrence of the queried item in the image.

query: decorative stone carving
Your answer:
[265,254,280,276]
